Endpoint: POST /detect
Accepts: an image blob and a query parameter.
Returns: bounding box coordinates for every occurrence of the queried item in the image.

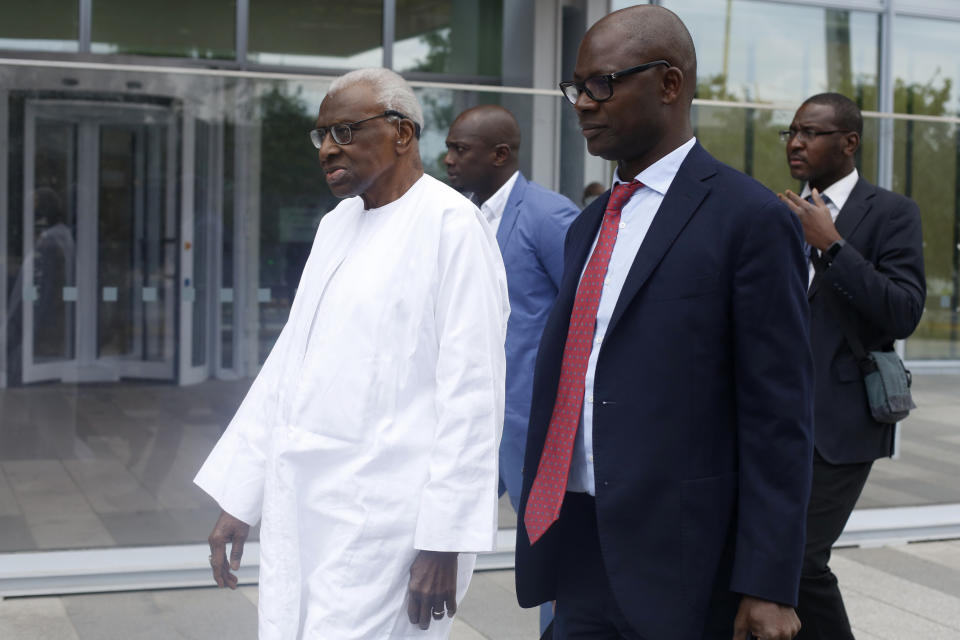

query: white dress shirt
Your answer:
[800,168,858,286]
[566,137,697,494]
[478,170,520,234]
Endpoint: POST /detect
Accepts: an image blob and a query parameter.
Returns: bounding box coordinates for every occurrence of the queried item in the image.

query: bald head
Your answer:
[589,5,697,105]
[445,105,522,202]
[452,105,521,153]
[570,4,696,177]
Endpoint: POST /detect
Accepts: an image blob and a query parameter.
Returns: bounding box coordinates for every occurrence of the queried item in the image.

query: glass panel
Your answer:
[395,0,503,76]
[192,121,210,368]
[896,0,960,17]
[256,87,336,363]
[97,126,137,359]
[221,122,235,371]
[1,62,957,562]
[660,0,880,108]
[97,120,172,366]
[893,15,960,359]
[140,124,171,363]
[0,0,79,52]
[691,105,881,189]
[247,1,384,69]
[32,120,78,363]
[91,0,235,59]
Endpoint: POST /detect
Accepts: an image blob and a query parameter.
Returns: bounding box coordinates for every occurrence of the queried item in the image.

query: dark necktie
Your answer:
[523,180,644,544]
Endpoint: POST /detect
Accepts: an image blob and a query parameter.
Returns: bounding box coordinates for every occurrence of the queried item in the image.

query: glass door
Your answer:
[22,101,176,383]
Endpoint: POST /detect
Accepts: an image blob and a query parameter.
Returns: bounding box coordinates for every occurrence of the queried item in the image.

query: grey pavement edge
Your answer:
[2,540,960,639]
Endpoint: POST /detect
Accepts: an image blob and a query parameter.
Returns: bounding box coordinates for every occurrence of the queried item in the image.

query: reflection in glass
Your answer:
[96,121,172,365]
[0,0,78,52]
[32,121,78,363]
[1,58,958,563]
[893,15,960,359]
[248,1,383,69]
[395,0,503,76]
[660,0,879,108]
[257,87,337,363]
[91,0,235,58]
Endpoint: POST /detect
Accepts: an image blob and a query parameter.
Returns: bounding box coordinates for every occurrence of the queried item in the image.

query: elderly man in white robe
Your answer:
[194,68,509,639]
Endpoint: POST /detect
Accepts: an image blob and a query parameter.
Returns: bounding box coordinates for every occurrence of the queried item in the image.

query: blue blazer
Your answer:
[497,172,579,511]
[515,144,815,639]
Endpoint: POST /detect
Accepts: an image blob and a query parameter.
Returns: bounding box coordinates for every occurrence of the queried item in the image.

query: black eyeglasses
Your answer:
[779,128,851,143]
[559,60,670,105]
[310,110,419,148]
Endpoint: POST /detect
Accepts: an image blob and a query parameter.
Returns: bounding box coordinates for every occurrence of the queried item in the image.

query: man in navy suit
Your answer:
[515,6,814,639]
[444,105,579,512]
[778,94,925,640]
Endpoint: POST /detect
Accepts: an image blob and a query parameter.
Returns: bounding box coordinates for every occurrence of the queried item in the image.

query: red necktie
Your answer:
[524,179,644,544]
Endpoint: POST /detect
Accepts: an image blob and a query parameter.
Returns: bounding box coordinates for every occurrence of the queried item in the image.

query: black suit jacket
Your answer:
[808,177,926,464]
[516,144,815,640]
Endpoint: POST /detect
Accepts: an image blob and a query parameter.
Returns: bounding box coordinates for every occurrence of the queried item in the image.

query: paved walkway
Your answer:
[2,539,960,638]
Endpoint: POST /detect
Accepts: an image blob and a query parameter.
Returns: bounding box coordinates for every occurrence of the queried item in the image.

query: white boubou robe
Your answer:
[195,174,509,639]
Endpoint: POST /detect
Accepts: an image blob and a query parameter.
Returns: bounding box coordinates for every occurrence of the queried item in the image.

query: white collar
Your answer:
[479,170,520,224]
[613,137,697,195]
[800,168,859,212]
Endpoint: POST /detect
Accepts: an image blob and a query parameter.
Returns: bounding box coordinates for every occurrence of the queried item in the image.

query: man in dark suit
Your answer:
[445,105,578,635]
[515,6,814,640]
[778,93,926,640]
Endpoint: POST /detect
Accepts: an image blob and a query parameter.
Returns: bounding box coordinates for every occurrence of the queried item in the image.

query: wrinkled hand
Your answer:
[407,551,458,630]
[207,509,250,589]
[777,188,841,251]
[732,595,801,640]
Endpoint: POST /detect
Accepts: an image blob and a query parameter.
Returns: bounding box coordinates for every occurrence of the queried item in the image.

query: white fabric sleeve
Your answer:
[414,207,509,552]
[193,322,292,526]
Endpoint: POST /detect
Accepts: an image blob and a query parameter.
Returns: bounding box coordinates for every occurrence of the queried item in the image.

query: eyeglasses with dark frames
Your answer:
[310,110,420,148]
[559,59,671,105]
[779,128,851,144]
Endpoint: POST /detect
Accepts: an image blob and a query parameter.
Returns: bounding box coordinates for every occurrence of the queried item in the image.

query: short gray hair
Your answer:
[328,68,424,136]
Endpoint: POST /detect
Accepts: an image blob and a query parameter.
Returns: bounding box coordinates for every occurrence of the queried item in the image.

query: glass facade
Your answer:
[0,0,79,53]
[892,14,960,359]
[248,2,384,68]
[91,0,236,59]
[0,0,958,567]
[395,0,503,76]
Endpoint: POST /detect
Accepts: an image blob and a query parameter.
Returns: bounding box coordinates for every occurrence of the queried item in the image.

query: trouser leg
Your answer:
[795,452,873,640]
[552,493,645,640]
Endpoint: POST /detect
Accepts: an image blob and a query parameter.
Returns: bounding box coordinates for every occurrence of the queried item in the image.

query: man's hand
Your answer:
[778,188,842,251]
[406,550,458,630]
[207,509,250,590]
[732,595,801,640]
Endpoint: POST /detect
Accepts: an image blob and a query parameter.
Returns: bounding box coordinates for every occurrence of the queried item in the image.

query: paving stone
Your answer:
[451,617,489,640]
[457,570,539,640]
[0,514,36,551]
[0,596,80,640]
[840,544,960,600]
[832,551,960,632]
[63,588,258,640]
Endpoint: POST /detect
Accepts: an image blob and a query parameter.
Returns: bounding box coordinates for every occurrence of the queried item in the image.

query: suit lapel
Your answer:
[605,144,713,336]
[808,177,874,299]
[553,192,608,324]
[496,172,526,250]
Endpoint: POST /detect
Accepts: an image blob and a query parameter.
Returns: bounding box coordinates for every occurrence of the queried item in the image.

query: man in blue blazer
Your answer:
[445,105,579,512]
[515,6,814,639]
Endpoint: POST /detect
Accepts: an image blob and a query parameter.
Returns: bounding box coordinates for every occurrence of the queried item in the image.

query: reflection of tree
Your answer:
[410,28,451,74]
[890,73,958,354]
[258,87,336,298]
